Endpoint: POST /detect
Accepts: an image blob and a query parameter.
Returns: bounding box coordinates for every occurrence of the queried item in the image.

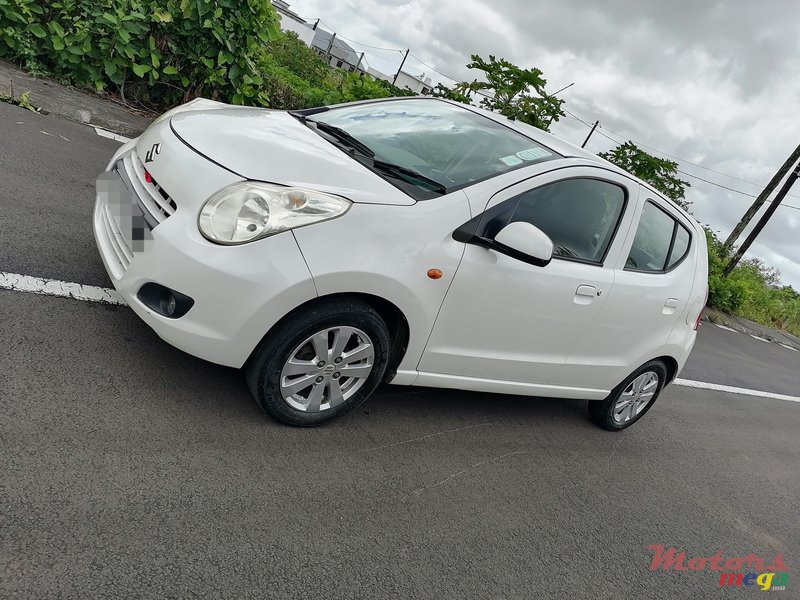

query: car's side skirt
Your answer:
[392,370,610,400]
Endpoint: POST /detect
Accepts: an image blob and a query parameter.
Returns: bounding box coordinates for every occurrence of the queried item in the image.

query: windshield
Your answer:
[308,99,559,199]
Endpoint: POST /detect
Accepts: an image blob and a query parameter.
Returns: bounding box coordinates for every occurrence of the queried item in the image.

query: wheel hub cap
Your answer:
[279,326,375,413]
[612,371,659,424]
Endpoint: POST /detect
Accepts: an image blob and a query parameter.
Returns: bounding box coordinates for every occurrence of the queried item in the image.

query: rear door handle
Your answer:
[663,298,680,315]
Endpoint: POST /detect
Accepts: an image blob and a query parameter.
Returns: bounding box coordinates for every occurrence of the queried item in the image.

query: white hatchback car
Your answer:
[95,97,707,430]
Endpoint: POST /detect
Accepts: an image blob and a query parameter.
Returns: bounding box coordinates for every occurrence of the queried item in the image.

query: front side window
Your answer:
[626,201,691,272]
[502,178,626,262]
[306,99,559,199]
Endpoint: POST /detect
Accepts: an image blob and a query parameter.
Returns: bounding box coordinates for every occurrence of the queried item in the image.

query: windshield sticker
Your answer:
[499,154,524,166]
[516,147,552,161]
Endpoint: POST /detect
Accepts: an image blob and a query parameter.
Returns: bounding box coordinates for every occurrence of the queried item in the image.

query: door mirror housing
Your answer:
[492,221,553,267]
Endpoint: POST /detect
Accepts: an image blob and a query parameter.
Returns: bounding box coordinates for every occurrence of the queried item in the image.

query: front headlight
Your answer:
[198,182,351,244]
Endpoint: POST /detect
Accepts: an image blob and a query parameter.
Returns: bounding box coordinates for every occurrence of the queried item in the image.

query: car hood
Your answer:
[169,106,414,205]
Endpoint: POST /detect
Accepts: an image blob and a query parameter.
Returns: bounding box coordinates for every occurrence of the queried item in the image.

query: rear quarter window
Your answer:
[625,200,692,273]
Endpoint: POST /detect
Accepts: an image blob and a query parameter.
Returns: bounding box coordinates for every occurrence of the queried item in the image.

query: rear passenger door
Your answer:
[559,189,697,391]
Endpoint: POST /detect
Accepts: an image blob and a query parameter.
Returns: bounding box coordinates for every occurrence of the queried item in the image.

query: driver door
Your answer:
[417,167,637,391]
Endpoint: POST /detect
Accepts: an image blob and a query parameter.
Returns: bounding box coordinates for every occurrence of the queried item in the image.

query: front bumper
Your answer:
[93,124,317,368]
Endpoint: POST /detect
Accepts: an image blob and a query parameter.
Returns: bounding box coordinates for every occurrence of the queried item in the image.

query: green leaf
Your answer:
[48,21,65,37]
[151,53,160,68]
[51,36,65,51]
[29,24,46,38]
[131,63,150,77]
[99,12,118,25]
[162,66,179,75]
[104,59,117,76]
[152,9,172,23]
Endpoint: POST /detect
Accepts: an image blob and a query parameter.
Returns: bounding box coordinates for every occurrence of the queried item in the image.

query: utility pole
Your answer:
[723,141,800,251]
[355,52,364,73]
[581,120,599,148]
[392,49,409,86]
[723,162,800,275]
[312,19,319,31]
[324,32,336,62]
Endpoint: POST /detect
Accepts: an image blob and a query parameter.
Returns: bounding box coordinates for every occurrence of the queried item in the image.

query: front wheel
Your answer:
[588,360,667,431]
[245,299,390,426]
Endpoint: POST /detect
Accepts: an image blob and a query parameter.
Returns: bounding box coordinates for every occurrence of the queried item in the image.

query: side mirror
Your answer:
[492,221,553,267]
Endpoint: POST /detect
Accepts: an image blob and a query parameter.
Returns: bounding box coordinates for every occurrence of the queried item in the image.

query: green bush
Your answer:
[0,0,280,107]
[0,3,419,110]
[705,226,800,336]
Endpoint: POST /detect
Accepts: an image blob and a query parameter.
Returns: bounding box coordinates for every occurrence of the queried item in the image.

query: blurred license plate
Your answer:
[96,170,150,251]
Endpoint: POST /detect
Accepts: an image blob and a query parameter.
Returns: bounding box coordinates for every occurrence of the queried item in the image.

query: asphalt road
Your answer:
[2,102,799,599]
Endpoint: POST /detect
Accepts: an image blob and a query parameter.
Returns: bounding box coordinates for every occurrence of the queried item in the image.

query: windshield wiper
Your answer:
[308,120,375,158]
[371,160,448,194]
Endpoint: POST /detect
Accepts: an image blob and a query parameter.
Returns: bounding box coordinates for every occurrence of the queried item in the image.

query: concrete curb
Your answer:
[703,308,800,351]
[1,60,153,137]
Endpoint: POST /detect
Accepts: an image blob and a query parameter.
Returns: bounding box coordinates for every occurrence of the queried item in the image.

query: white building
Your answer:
[368,68,433,95]
[393,71,433,95]
[271,0,315,46]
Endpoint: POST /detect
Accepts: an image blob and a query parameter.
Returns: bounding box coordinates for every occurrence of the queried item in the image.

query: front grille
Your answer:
[119,151,177,226]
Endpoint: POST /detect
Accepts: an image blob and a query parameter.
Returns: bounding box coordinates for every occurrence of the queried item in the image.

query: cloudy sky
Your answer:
[294,0,800,287]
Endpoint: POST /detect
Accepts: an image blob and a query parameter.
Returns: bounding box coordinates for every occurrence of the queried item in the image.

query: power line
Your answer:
[578,118,800,212]
[566,110,800,201]
[408,52,458,83]
[334,34,405,54]
[315,20,404,53]
[599,122,799,193]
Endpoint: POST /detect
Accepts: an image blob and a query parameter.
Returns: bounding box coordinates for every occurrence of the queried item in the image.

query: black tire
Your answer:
[588,360,667,431]
[245,298,390,426]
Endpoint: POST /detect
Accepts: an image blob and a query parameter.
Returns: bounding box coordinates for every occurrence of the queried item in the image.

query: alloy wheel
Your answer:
[279,326,375,412]
[612,370,659,424]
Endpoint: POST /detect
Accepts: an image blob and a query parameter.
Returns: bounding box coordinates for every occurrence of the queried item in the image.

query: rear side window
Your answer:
[668,225,690,269]
[626,201,692,272]
[505,178,626,263]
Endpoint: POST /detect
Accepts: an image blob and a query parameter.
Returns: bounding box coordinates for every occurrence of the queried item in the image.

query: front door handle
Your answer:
[574,285,597,305]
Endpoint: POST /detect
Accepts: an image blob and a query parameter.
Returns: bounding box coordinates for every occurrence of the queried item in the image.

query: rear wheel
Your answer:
[245,299,390,426]
[588,360,667,431]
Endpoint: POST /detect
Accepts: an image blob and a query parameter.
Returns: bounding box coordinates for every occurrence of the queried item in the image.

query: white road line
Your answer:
[780,343,799,352]
[714,324,738,332]
[674,378,800,404]
[0,271,126,305]
[94,126,132,144]
[749,334,771,343]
